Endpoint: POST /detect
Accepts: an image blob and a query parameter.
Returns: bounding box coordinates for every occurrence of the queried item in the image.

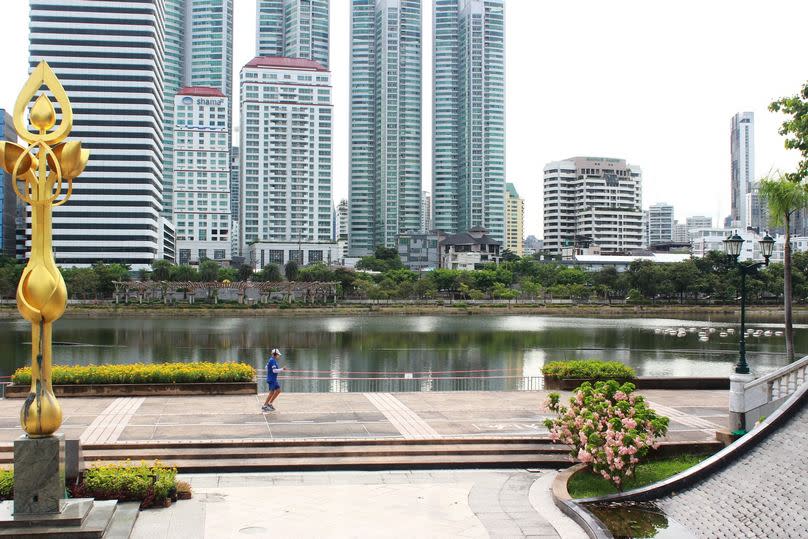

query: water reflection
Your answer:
[585,501,695,539]
[0,315,801,384]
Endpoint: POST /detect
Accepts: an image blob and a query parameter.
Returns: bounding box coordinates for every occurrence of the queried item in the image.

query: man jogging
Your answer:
[262,349,285,412]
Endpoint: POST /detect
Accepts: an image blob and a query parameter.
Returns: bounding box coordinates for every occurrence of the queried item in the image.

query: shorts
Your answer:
[267,380,281,391]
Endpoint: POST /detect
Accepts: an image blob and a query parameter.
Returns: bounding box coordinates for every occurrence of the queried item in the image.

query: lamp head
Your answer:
[759,233,775,263]
[724,231,744,259]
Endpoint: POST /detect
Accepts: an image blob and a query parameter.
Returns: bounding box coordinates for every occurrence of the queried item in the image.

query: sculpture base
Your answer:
[13,435,64,515]
[0,499,132,538]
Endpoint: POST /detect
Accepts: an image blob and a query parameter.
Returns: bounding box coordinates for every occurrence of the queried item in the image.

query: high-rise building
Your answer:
[230,146,240,219]
[348,0,422,256]
[256,0,329,68]
[239,57,332,248]
[433,0,505,241]
[173,88,231,265]
[687,215,713,230]
[672,222,688,243]
[28,0,166,269]
[0,110,17,257]
[421,191,432,233]
[543,157,643,255]
[163,0,233,218]
[646,202,674,245]
[504,183,524,256]
[731,112,755,228]
[336,199,348,241]
[746,182,770,232]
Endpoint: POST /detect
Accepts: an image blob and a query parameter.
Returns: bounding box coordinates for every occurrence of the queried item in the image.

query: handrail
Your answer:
[744,355,808,391]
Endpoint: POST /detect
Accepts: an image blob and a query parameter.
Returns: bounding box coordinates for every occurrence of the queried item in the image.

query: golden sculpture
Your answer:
[0,61,89,437]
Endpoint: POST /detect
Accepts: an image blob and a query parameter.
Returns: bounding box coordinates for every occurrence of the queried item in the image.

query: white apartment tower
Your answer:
[731,112,755,228]
[239,57,332,249]
[421,191,432,233]
[646,202,674,245]
[543,157,643,255]
[173,88,231,264]
[28,0,166,268]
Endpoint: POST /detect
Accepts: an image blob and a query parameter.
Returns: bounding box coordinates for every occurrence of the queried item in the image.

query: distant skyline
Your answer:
[2,1,806,238]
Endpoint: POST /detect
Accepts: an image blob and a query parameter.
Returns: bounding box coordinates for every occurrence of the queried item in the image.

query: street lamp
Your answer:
[723,231,776,374]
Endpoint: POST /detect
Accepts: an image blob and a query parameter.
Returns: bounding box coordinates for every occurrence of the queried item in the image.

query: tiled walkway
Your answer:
[0,390,728,444]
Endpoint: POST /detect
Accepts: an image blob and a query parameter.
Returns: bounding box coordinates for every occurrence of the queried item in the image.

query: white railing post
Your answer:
[729,372,755,432]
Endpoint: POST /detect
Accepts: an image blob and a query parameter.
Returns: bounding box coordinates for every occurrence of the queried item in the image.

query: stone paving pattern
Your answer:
[0,390,728,444]
[133,470,565,538]
[658,400,808,538]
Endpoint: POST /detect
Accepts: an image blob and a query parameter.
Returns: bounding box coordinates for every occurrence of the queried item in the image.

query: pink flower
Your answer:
[577,449,593,463]
[622,418,637,429]
[614,391,628,401]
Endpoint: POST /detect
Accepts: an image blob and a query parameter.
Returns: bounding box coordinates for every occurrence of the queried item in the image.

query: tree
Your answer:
[151,260,172,281]
[284,260,299,281]
[237,264,254,281]
[760,173,808,360]
[170,264,199,282]
[218,267,238,282]
[93,263,130,297]
[769,82,808,184]
[297,262,335,282]
[257,263,282,282]
[199,260,220,282]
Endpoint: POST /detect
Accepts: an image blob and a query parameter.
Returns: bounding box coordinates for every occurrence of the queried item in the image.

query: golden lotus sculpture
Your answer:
[0,61,89,437]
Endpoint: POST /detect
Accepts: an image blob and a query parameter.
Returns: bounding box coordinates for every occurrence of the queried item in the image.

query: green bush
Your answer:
[0,469,11,501]
[542,360,636,379]
[12,362,255,385]
[75,461,177,507]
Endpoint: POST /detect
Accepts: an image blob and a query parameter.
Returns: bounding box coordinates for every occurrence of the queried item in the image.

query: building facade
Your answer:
[543,157,643,255]
[249,240,340,270]
[439,227,501,270]
[671,222,688,243]
[504,183,524,255]
[421,190,432,233]
[348,0,422,256]
[397,231,441,270]
[256,0,329,69]
[0,111,17,257]
[646,202,674,245]
[731,112,755,229]
[173,88,231,264]
[433,0,505,241]
[163,0,233,218]
[239,57,332,250]
[28,0,166,269]
[230,145,240,221]
[745,182,769,232]
[686,215,713,230]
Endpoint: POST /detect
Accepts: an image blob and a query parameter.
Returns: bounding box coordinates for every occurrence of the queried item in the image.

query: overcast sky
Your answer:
[2,1,807,237]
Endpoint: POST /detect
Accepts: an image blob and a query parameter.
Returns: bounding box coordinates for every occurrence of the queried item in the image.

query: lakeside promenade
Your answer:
[0,390,727,446]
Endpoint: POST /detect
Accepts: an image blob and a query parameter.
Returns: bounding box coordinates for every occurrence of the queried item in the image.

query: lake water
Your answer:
[0,314,802,392]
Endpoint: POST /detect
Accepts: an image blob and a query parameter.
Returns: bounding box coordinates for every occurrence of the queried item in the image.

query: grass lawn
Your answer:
[567,454,708,498]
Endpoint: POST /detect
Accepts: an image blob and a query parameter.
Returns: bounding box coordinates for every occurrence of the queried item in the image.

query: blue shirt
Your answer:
[266,357,279,383]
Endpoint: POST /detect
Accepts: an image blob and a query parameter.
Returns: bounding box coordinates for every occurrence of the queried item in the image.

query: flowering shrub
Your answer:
[71,460,178,508]
[544,380,669,491]
[12,362,255,385]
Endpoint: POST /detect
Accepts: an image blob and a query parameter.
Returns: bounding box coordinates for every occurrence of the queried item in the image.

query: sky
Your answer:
[1,0,807,238]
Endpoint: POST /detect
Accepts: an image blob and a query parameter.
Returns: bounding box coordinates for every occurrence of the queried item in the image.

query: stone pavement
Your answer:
[132,470,587,539]
[0,390,729,445]
[657,399,808,538]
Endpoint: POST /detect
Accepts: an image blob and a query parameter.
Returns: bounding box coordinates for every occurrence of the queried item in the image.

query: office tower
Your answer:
[433,0,505,241]
[746,182,770,232]
[543,157,643,255]
[731,112,755,228]
[163,0,233,218]
[0,110,17,257]
[28,0,166,269]
[239,57,332,247]
[173,88,231,265]
[336,199,348,241]
[504,183,524,255]
[421,191,432,233]
[348,0,422,256]
[256,0,330,68]
[687,215,713,230]
[646,202,674,245]
[672,222,688,243]
[230,146,240,219]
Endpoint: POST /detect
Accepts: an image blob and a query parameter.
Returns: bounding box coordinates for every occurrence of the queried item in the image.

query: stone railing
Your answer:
[729,355,808,431]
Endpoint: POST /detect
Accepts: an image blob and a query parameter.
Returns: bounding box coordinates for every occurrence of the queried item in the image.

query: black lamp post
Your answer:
[723,231,776,374]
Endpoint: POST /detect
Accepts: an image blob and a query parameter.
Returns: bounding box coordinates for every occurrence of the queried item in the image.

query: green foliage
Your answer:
[284,260,299,281]
[170,264,199,282]
[256,263,283,282]
[567,454,707,498]
[0,469,11,500]
[151,260,172,281]
[769,82,808,182]
[542,360,636,379]
[77,461,177,507]
[11,362,255,385]
[356,245,404,272]
[198,260,220,282]
[297,262,336,282]
[237,264,254,281]
[760,172,808,228]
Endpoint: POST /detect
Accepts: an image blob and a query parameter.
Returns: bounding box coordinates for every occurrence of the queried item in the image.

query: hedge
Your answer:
[74,461,178,507]
[541,360,636,380]
[11,362,255,385]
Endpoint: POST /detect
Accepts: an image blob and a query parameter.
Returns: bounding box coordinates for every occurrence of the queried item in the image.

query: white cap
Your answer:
[271,349,282,356]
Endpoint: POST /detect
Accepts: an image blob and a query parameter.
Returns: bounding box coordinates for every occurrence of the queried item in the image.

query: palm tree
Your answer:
[759,172,808,360]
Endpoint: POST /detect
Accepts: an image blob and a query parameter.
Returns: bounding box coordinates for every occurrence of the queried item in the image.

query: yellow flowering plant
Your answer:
[11,362,255,385]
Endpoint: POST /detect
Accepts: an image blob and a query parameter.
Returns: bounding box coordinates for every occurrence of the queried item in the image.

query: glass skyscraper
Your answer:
[163,0,233,217]
[348,0,422,256]
[433,0,505,241]
[256,0,330,69]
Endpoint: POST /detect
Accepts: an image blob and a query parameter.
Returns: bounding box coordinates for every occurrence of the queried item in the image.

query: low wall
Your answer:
[544,377,730,391]
[4,381,257,398]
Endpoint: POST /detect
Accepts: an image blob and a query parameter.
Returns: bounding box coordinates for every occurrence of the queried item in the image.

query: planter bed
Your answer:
[4,381,257,398]
[543,376,729,391]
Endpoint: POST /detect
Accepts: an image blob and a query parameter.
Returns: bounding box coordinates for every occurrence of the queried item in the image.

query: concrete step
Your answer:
[104,502,140,539]
[82,442,567,462]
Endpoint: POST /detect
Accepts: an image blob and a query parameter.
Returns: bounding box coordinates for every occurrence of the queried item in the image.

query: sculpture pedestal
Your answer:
[13,434,64,515]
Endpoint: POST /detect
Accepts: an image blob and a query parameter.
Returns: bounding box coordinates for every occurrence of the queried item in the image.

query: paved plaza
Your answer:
[0,390,729,445]
[132,469,588,539]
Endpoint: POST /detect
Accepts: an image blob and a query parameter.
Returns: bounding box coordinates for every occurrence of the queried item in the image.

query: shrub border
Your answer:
[4,382,257,398]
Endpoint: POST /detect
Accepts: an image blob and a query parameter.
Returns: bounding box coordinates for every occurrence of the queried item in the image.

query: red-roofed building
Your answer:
[243,56,328,72]
[177,86,226,97]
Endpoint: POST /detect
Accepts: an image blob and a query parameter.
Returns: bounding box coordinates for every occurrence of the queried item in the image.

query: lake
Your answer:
[0,314,802,392]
